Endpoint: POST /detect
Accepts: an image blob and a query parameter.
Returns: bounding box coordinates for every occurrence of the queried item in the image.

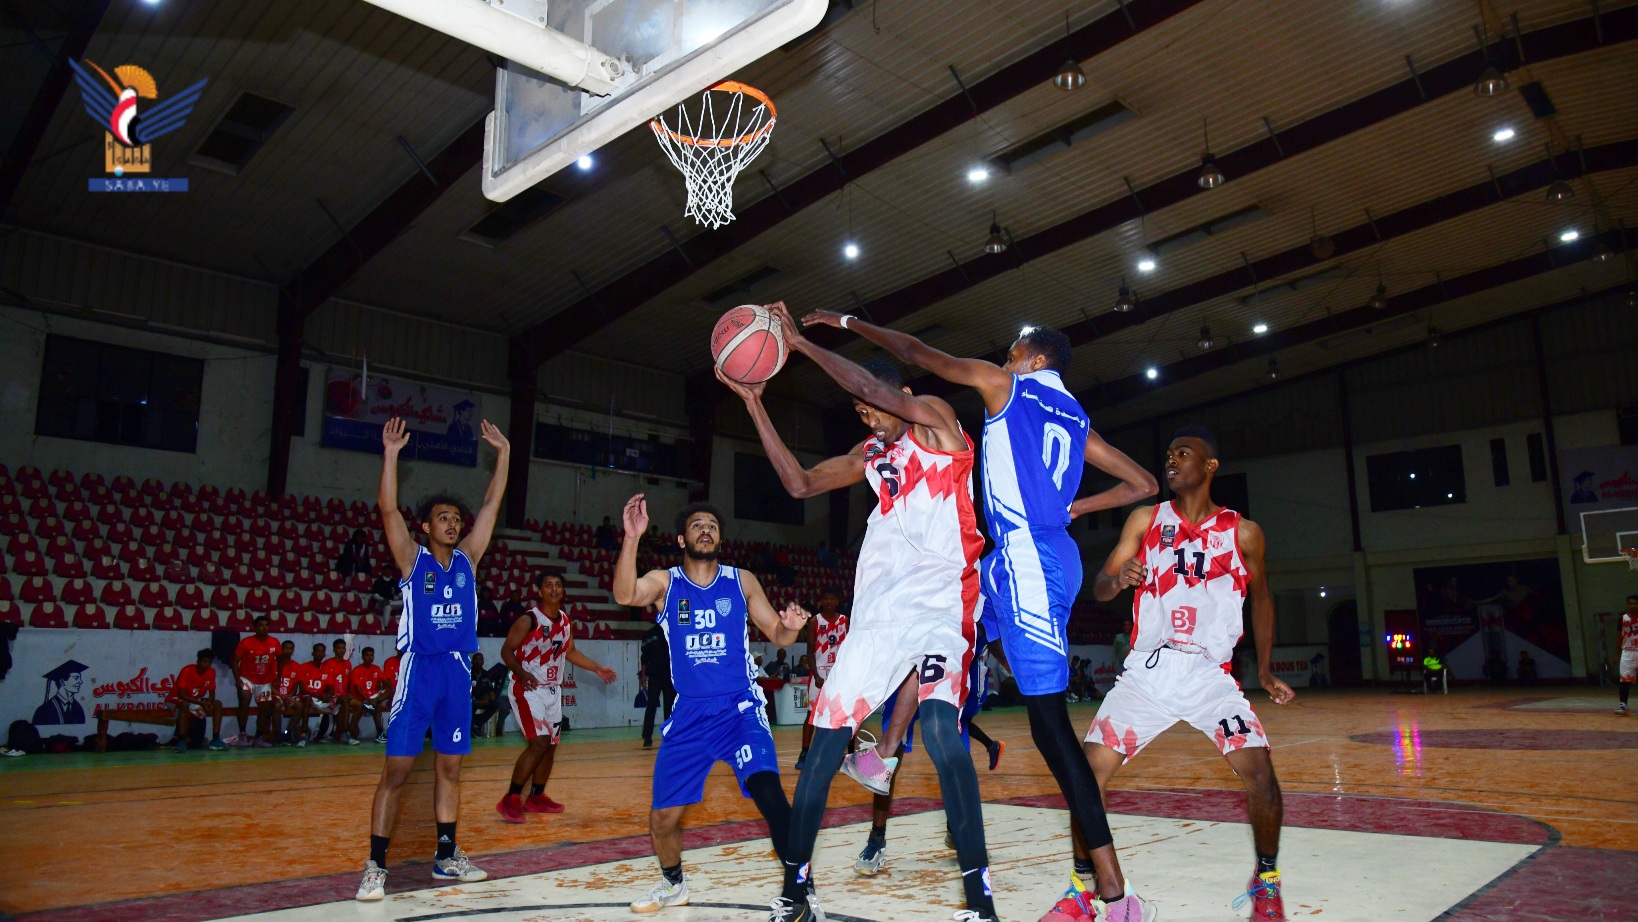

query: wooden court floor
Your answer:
[1,688,1634,921]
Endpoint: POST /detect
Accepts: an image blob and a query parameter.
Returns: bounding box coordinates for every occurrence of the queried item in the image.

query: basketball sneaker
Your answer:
[525,794,565,813]
[795,749,808,771]
[839,749,897,796]
[953,910,1002,922]
[767,892,824,922]
[432,847,488,882]
[356,860,387,901]
[1098,892,1157,922]
[1616,702,1627,715]
[1040,888,1095,922]
[208,736,227,751]
[631,876,689,912]
[253,737,273,748]
[173,739,187,753]
[1232,870,1285,920]
[496,793,527,823]
[854,840,887,875]
[986,740,1005,771]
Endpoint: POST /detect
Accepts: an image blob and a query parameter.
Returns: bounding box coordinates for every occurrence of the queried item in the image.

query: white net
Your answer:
[650,82,776,229]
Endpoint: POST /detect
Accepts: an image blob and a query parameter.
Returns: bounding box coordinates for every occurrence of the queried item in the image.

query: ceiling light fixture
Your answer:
[1367,263,1388,310]
[576,154,594,170]
[1309,205,1334,259]
[1427,326,1443,348]
[1253,322,1269,334]
[1559,229,1579,242]
[1544,142,1574,202]
[967,165,990,184]
[1113,276,1136,313]
[1145,367,1159,380]
[984,213,1007,255]
[1137,257,1156,273]
[1051,12,1085,90]
[1474,23,1508,96]
[1197,117,1224,189]
[1197,325,1214,350]
[1265,357,1280,381]
[1492,126,1516,142]
[843,241,860,260]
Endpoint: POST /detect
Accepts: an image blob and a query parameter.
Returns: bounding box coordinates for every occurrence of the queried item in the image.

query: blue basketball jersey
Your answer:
[658,565,757,699]
[397,546,479,655]
[982,370,1090,540]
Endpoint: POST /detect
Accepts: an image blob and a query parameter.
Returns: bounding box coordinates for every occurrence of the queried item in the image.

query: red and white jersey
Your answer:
[1131,501,1248,664]
[811,612,849,680]
[1621,613,1638,652]
[854,429,984,628]
[517,607,572,687]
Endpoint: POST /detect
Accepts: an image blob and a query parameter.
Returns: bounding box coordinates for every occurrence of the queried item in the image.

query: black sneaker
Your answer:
[768,892,824,922]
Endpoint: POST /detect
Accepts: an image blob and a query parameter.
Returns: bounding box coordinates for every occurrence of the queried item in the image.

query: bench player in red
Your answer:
[1080,427,1293,921]
[170,648,227,752]
[495,570,617,822]
[349,647,391,742]
[231,615,281,747]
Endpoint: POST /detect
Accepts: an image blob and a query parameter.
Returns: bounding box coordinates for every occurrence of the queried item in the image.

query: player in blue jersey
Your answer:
[613,494,812,914]
[804,312,1159,922]
[356,416,510,902]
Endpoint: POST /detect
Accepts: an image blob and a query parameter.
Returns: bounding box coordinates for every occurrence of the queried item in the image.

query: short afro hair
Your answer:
[416,492,471,525]
[196,648,214,661]
[858,358,903,389]
[1172,425,1220,458]
[1017,326,1073,372]
[536,569,565,589]
[675,502,725,537]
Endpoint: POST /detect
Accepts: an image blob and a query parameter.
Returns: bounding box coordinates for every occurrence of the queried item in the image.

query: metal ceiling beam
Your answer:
[0,0,112,219]
[905,135,1638,398]
[520,0,1208,358]
[803,5,1635,355]
[1074,227,1637,411]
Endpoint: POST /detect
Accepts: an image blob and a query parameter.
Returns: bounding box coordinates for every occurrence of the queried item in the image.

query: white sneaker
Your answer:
[854,840,887,875]
[631,876,689,912]
[356,860,387,901]
[1618,702,1628,715]
[839,750,897,796]
[432,847,488,882]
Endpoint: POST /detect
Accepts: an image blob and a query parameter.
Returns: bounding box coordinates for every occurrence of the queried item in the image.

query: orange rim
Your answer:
[649,81,777,148]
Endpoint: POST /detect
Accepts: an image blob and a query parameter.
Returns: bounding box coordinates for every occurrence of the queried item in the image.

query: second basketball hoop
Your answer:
[651,81,776,229]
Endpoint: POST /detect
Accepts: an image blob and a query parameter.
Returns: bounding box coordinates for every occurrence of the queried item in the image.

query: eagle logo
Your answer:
[68,59,206,175]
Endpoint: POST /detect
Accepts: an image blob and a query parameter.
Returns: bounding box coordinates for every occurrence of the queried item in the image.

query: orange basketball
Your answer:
[711,304,787,384]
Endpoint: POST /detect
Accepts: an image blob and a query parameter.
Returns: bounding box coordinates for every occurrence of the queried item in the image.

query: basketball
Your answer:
[711,304,787,384]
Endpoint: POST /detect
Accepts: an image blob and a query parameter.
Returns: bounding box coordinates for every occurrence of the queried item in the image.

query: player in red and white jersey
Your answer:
[231,615,281,747]
[1079,427,1292,921]
[795,589,848,770]
[719,302,997,922]
[495,571,616,823]
[1617,594,1638,715]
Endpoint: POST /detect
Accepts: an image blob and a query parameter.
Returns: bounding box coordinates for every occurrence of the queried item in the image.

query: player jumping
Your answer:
[805,311,1157,920]
[613,496,811,913]
[356,416,509,901]
[1079,427,1293,921]
[496,570,617,822]
[720,302,999,922]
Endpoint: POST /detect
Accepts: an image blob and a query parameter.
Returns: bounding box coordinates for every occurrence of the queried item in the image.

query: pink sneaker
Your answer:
[839,749,898,796]
[495,794,526,823]
[1233,871,1285,921]
[1039,889,1095,922]
[1098,893,1156,922]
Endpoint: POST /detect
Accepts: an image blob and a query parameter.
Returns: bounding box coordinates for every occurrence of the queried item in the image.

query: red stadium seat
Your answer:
[163,560,193,584]
[191,512,216,533]
[128,557,160,582]
[294,568,321,591]
[128,506,156,528]
[177,493,204,514]
[202,528,229,552]
[186,546,213,569]
[217,548,241,570]
[0,513,25,537]
[263,567,290,590]
[184,608,219,631]
[60,499,90,522]
[153,543,182,566]
[73,603,109,629]
[165,513,190,536]
[20,576,56,603]
[30,602,68,628]
[112,604,148,630]
[95,503,124,526]
[27,497,56,519]
[340,593,367,615]
[99,581,134,606]
[175,584,205,610]
[137,524,163,546]
[33,516,66,540]
[249,517,273,539]
[12,550,46,577]
[210,585,240,610]
[224,610,254,631]
[266,611,296,632]
[323,612,352,634]
[310,590,336,615]
[106,522,134,545]
[70,518,100,542]
[230,563,257,587]
[0,495,21,518]
[120,489,146,511]
[52,554,88,579]
[141,477,164,497]
[110,475,135,493]
[198,561,228,585]
[0,600,22,625]
[61,578,93,604]
[276,520,300,542]
[233,530,259,554]
[0,577,9,600]
[245,587,273,613]
[302,521,325,542]
[197,483,220,502]
[276,588,303,612]
[138,582,171,607]
[77,471,104,491]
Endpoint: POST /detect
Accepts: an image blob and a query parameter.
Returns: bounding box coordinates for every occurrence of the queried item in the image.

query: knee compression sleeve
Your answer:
[782,726,852,898]
[744,770,792,864]
[1023,692,1114,850]
[919,700,995,912]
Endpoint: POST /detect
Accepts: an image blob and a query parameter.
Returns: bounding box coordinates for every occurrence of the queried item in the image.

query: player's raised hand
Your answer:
[714,364,766,402]
[382,417,410,453]
[623,493,649,538]
[765,302,806,347]
[778,602,812,631]
[595,666,618,684]
[801,309,850,330]
[1117,557,1147,589]
[1262,673,1296,706]
[479,419,510,453]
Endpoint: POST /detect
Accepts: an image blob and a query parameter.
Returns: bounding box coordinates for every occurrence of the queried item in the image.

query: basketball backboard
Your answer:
[482,0,827,201]
[1579,506,1638,562]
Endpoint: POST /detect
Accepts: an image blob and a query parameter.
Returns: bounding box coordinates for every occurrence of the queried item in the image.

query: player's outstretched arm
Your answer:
[742,570,810,647]
[768,303,950,432]
[1092,505,1156,602]
[802,309,1013,408]
[1239,518,1294,705]
[565,634,618,683]
[1069,428,1161,519]
[458,420,511,567]
[716,367,866,498]
[378,418,420,579]
[612,494,670,608]
[499,613,537,689]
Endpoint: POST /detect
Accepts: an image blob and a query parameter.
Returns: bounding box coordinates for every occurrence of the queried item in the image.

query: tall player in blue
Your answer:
[613,494,813,914]
[803,313,1159,922]
[356,416,509,901]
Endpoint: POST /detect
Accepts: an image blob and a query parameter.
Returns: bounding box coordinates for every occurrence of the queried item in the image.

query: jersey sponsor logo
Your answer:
[683,630,727,661]
[429,603,464,629]
[1170,605,1198,636]
[1160,524,1177,548]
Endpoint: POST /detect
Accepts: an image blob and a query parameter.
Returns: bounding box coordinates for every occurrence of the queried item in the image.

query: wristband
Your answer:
[840,314,854,330]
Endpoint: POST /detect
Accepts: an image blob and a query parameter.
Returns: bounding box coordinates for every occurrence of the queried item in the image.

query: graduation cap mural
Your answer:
[448,399,477,441]
[35,659,89,726]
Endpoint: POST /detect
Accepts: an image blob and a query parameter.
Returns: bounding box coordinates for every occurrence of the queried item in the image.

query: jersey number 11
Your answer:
[1172,548,1205,579]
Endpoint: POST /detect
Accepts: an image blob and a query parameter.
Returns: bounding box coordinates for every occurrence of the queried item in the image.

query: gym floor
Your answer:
[2,689,1633,921]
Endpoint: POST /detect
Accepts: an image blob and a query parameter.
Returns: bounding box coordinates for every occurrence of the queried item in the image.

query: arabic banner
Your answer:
[322,370,482,467]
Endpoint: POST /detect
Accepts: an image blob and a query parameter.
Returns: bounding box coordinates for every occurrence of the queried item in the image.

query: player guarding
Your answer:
[613,496,811,914]
[496,570,617,822]
[356,416,509,901]
[1081,427,1292,921]
[805,311,1157,920]
[796,588,848,770]
[1618,595,1637,714]
[719,303,999,922]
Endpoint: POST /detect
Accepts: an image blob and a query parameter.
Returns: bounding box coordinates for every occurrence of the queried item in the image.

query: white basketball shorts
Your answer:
[238,678,274,704]
[1619,650,1638,683]
[808,616,972,730]
[1086,646,1269,760]
[513,682,563,743]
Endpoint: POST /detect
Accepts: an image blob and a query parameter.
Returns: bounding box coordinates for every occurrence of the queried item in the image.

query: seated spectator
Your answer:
[793,654,812,678]
[1517,650,1538,685]
[768,648,792,680]
[370,564,402,614]
[347,647,390,742]
[334,529,372,577]
[319,638,358,745]
[470,652,506,737]
[169,648,227,752]
[594,516,618,552]
[1423,645,1447,693]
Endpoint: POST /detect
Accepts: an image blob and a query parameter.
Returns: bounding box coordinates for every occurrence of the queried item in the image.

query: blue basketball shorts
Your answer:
[651,687,780,809]
[385,651,473,757]
[981,528,1083,697]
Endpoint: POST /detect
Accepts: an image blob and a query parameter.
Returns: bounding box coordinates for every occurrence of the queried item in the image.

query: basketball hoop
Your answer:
[1624,548,1638,572]
[650,81,776,229]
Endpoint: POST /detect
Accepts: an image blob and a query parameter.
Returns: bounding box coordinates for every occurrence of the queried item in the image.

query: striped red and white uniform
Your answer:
[809,611,849,685]
[1620,613,1637,683]
[512,607,571,742]
[809,429,983,730]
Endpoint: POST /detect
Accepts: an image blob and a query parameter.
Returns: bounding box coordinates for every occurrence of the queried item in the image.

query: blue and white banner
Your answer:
[321,370,481,467]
